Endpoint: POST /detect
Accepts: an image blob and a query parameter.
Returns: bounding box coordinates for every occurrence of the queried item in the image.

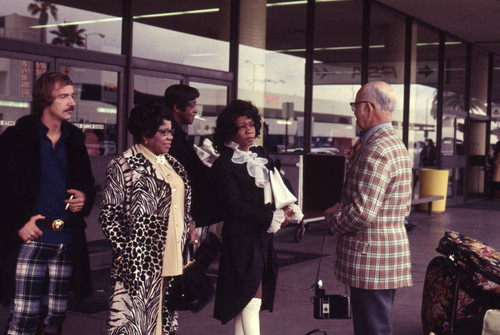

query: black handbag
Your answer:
[166,232,221,313]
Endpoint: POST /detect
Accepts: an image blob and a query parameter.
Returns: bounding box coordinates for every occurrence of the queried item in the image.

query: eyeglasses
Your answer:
[350,101,374,112]
[157,128,175,136]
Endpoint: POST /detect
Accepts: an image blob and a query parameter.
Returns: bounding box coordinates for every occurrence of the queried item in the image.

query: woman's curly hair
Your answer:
[213,100,262,152]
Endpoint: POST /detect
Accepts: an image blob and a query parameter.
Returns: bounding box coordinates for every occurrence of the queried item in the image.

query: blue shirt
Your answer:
[362,122,392,145]
[32,120,72,244]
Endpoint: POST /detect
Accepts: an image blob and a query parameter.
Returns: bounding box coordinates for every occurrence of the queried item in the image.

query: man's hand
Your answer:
[189,221,199,245]
[281,206,293,228]
[65,189,86,213]
[18,214,44,243]
[324,202,342,218]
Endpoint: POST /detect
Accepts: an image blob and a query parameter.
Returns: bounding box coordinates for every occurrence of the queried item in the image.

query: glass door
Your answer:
[0,55,51,134]
[441,110,466,203]
[58,63,120,157]
[187,80,229,147]
[468,118,489,196]
[131,72,230,148]
[134,72,181,105]
[57,62,121,242]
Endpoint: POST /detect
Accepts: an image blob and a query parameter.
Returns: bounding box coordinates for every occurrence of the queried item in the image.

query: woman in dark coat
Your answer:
[212,100,292,334]
[419,138,437,167]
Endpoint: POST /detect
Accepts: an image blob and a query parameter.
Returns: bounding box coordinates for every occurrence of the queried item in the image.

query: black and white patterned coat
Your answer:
[99,144,192,335]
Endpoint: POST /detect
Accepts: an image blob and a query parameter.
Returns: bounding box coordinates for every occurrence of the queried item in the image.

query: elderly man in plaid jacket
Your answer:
[325,81,413,335]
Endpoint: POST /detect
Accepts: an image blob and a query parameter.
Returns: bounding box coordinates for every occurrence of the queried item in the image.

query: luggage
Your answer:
[421,231,500,335]
[436,230,500,290]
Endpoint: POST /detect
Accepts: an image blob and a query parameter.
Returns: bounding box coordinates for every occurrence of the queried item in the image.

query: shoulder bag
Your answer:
[166,232,221,313]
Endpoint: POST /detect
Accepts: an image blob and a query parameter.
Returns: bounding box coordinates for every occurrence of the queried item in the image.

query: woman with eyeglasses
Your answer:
[99,103,198,335]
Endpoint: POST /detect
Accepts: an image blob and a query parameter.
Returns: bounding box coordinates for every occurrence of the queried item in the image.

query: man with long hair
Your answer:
[0,72,95,335]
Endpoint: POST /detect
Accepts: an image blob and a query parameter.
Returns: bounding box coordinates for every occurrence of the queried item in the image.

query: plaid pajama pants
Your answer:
[7,241,73,335]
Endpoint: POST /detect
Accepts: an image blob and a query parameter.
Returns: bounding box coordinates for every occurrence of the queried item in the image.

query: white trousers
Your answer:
[234,298,262,335]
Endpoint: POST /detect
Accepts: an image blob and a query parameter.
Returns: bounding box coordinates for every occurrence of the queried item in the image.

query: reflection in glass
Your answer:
[132,3,229,71]
[187,81,228,146]
[470,47,488,116]
[1,0,121,53]
[312,0,362,157]
[238,0,307,153]
[443,37,466,156]
[443,36,467,198]
[0,58,48,134]
[61,66,119,156]
[134,75,179,105]
[369,4,406,139]
[409,24,439,169]
[492,58,500,147]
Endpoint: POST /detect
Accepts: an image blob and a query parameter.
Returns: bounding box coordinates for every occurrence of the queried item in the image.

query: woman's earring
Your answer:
[145,140,148,145]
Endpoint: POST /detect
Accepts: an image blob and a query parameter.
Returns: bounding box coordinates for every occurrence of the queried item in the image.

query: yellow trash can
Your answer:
[418,168,449,213]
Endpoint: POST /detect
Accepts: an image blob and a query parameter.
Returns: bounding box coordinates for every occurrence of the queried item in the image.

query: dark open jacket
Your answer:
[168,119,221,227]
[0,114,96,306]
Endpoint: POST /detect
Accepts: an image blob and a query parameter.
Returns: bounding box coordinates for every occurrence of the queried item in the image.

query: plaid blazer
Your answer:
[327,126,413,290]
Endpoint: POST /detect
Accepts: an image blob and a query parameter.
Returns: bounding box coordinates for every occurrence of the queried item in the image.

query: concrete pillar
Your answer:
[239,0,267,146]
[468,54,488,193]
[239,0,267,49]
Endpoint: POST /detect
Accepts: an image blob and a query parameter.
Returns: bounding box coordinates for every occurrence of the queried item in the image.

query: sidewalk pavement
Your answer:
[2,198,500,334]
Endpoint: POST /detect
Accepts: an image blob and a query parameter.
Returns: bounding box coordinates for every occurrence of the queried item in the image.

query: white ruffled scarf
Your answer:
[225,141,304,231]
[225,141,269,188]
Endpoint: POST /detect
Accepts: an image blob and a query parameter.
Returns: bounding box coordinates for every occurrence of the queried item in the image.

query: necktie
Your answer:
[348,138,362,165]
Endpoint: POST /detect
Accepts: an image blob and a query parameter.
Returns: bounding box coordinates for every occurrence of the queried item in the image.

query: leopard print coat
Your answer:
[99,145,192,335]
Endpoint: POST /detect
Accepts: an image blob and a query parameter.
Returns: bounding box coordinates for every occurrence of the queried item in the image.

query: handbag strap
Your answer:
[315,235,349,297]
[315,236,326,285]
[182,241,194,265]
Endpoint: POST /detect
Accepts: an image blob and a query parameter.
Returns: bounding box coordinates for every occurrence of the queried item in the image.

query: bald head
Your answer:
[359,81,396,113]
[353,81,395,130]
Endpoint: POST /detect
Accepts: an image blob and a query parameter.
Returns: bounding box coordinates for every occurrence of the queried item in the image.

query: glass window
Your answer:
[133,75,228,148]
[1,1,121,53]
[186,81,228,146]
[132,2,230,71]
[470,47,489,117]
[492,57,500,147]
[442,36,467,198]
[312,0,362,157]
[489,57,500,195]
[443,37,466,155]
[60,65,119,156]
[0,57,48,134]
[468,47,489,194]
[368,4,406,139]
[238,0,307,153]
[134,74,179,105]
[409,24,439,169]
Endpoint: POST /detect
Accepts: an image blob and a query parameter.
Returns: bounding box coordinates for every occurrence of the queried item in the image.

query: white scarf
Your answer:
[225,141,269,188]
